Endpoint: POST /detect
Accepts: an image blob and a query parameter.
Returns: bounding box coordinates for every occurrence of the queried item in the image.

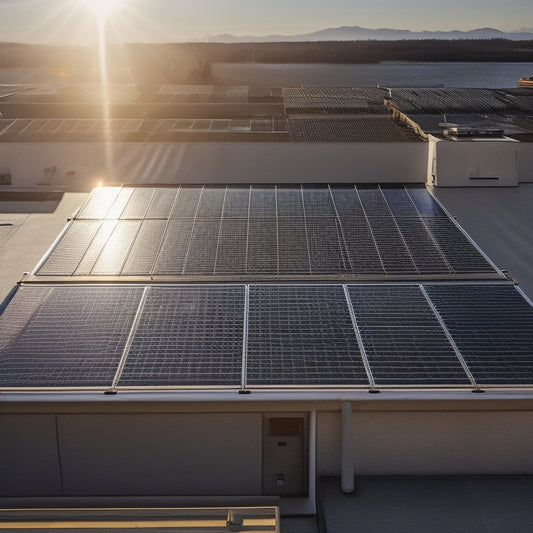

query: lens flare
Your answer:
[82,0,122,20]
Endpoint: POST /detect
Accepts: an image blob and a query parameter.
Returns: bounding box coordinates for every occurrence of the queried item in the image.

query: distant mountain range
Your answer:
[197,26,533,43]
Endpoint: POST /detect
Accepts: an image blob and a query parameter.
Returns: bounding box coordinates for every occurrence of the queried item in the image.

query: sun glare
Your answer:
[82,0,122,20]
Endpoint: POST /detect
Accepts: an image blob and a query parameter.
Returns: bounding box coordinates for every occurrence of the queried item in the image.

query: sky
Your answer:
[0,0,532,45]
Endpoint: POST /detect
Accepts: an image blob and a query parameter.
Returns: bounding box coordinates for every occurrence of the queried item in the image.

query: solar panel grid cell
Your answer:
[425,285,533,385]
[423,218,495,273]
[121,220,167,276]
[119,286,244,387]
[246,285,369,386]
[37,220,101,276]
[348,285,471,386]
[0,287,142,388]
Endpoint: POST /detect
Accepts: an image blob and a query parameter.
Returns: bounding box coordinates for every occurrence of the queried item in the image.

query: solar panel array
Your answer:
[288,118,416,143]
[283,87,386,113]
[35,185,498,279]
[1,283,532,390]
[0,117,289,143]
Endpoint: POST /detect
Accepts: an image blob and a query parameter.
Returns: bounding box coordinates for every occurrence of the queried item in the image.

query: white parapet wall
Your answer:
[0,141,428,188]
[428,135,520,187]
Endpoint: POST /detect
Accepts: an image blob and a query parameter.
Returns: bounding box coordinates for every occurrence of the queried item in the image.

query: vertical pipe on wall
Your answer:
[341,401,354,494]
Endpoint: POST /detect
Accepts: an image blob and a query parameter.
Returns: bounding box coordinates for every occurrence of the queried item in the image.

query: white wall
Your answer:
[431,137,519,187]
[0,142,428,189]
[0,413,262,497]
[317,409,533,476]
[518,142,533,183]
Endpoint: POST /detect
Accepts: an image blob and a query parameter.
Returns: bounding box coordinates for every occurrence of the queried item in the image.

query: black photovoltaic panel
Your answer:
[276,186,304,217]
[39,185,498,279]
[145,188,178,219]
[152,218,194,275]
[306,217,347,273]
[339,217,384,274]
[381,187,420,217]
[222,186,250,218]
[170,186,202,218]
[395,218,451,274]
[197,186,226,218]
[348,285,471,386]
[184,218,220,275]
[246,285,369,386]
[121,220,167,276]
[302,186,336,217]
[214,218,247,274]
[0,286,143,388]
[105,188,133,219]
[37,220,101,276]
[76,187,121,219]
[278,217,310,274]
[357,185,391,216]
[120,188,154,219]
[407,188,446,217]
[119,286,244,387]
[91,221,140,276]
[330,185,365,217]
[247,218,278,274]
[367,216,417,274]
[423,218,495,273]
[250,186,276,217]
[425,285,533,385]
[74,220,117,276]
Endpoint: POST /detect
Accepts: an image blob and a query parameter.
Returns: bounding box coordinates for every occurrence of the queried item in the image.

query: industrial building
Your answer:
[1,83,533,532]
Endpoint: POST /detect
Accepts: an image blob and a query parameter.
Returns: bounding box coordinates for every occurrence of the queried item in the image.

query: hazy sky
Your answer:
[1,0,532,45]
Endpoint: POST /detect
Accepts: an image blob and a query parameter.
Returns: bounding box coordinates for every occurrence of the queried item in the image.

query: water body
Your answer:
[212,61,533,88]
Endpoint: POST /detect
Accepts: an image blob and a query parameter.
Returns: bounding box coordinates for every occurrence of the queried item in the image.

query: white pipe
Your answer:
[341,401,354,494]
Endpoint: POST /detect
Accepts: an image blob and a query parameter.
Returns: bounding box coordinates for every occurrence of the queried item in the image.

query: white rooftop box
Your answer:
[428,136,519,187]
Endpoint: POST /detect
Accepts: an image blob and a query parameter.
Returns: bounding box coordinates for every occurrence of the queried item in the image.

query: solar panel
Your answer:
[276,186,304,217]
[424,285,533,385]
[145,188,178,219]
[330,185,365,217]
[357,185,391,216]
[37,221,101,276]
[184,218,220,275]
[119,286,244,387]
[222,186,250,218]
[91,221,140,276]
[121,220,167,276]
[170,186,202,218]
[306,217,347,273]
[152,218,194,275]
[105,188,133,219]
[395,218,451,274]
[76,187,121,219]
[366,217,417,274]
[0,286,143,388]
[249,186,276,217]
[423,218,495,273]
[247,218,277,274]
[36,185,499,280]
[348,285,471,386]
[120,188,154,219]
[406,188,446,217]
[339,217,384,274]
[278,216,310,274]
[74,220,117,276]
[197,186,226,218]
[381,187,420,217]
[246,285,369,386]
[302,186,336,217]
[214,218,248,275]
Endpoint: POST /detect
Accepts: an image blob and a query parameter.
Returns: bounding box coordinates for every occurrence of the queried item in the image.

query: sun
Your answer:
[81,0,122,20]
